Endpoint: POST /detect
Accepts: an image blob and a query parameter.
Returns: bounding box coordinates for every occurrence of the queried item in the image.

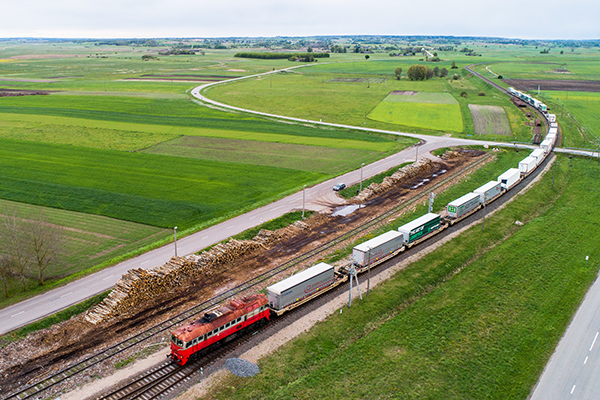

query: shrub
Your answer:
[453,74,460,80]
[497,75,503,79]
[478,91,486,96]
[460,91,468,98]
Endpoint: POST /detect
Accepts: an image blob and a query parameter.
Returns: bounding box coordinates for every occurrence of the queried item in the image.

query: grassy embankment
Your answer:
[203,153,600,400]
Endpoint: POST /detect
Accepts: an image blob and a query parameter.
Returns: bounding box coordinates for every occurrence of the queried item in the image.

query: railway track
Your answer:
[2,153,492,400]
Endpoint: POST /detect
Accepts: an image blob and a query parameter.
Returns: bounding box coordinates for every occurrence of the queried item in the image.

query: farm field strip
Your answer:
[141,136,381,174]
[0,138,323,230]
[468,104,511,136]
[0,112,395,151]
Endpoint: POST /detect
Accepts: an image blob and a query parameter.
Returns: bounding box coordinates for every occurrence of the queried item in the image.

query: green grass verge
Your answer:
[338,162,413,199]
[205,154,598,400]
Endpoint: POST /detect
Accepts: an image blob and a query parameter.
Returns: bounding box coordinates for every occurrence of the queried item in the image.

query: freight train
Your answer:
[170,100,558,366]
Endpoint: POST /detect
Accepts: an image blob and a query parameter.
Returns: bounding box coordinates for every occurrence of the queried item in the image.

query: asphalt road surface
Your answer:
[530,273,600,400]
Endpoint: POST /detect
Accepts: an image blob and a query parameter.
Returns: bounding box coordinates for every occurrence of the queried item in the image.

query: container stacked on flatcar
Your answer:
[353,231,404,270]
[267,262,336,315]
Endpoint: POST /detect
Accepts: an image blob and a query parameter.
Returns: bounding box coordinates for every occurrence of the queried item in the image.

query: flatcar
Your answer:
[170,294,269,365]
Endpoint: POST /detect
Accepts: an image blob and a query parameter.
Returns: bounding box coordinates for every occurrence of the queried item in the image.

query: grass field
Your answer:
[0,199,167,305]
[141,136,383,174]
[0,138,323,230]
[206,154,600,400]
[368,92,463,132]
[468,104,511,136]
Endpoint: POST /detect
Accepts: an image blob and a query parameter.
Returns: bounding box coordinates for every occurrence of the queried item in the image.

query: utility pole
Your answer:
[481,202,486,230]
[360,163,365,192]
[428,192,435,213]
[367,247,371,297]
[302,185,306,219]
[173,226,178,257]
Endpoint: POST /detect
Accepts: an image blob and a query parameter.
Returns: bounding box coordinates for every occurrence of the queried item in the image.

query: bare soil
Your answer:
[0,89,52,97]
[504,79,600,92]
[468,104,511,136]
[0,150,486,396]
[390,91,417,96]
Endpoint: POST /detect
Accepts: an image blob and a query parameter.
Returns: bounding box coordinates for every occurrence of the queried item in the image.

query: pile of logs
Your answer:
[353,158,437,203]
[85,221,310,325]
[439,150,461,160]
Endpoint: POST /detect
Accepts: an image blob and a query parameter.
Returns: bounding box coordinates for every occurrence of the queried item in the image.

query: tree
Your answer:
[426,67,434,79]
[307,46,313,53]
[0,209,30,291]
[394,67,402,80]
[365,55,370,59]
[0,255,12,298]
[28,212,62,286]
[433,66,440,77]
[451,60,457,69]
[407,64,428,81]
[440,67,448,77]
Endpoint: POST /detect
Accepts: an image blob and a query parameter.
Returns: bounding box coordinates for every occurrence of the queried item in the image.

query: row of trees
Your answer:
[394,65,449,80]
[234,52,330,60]
[0,209,62,298]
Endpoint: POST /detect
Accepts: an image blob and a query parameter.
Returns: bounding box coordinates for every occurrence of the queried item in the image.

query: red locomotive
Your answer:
[170,294,270,365]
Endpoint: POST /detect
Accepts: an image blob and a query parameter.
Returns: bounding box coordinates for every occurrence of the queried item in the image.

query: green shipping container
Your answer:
[398,213,441,244]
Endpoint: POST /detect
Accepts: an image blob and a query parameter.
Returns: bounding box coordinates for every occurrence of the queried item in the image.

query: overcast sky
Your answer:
[2,0,598,40]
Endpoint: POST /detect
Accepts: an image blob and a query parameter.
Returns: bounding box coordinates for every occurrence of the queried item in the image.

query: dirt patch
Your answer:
[121,78,225,82]
[141,74,237,80]
[390,91,417,96]
[328,77,385,83]
[0,89,52,97]
[504,79,600,92]
[0,150,487,397]
[468,104,511,136]
[552,69,572,74]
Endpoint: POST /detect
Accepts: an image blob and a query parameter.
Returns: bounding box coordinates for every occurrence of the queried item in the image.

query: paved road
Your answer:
[0,65,579,335]
[530,273,600,399]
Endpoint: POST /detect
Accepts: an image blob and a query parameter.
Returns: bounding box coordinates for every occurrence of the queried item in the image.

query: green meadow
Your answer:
[207,154,600,400]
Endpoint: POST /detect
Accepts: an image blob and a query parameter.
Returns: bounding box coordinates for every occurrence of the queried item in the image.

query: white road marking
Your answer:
[250,216,256,220]
[584,356,588,364]
[227,226,233,229]
[571,385,576,394]
[11,311,24,318]
[202,236,209,240]
[590,332,599,351]
[60,292,72,298]
[141,260,149,265]
[273,206,282,210]
[102,275,114,281]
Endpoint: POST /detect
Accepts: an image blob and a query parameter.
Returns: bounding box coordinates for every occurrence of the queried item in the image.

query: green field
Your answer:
[0,138,322,230]
[0,199,167,305]
[141,136,382,174]
[368,92,463,132]
[206,154,600,400]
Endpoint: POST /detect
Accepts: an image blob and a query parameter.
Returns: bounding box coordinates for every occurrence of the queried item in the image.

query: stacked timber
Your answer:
[353,159,437,203]
[85,220,310,325]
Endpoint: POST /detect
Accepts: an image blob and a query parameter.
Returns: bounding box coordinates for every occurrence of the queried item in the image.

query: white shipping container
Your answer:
[530,149,545,165]
[548,114,556,123]
[540,139,553,153]
[446,192,480,219]
[519,156,538,175]
[474,181,503,203]
[546,133,557,146]
[267,263,335,310]
[550,122,558,129]
[497,168,520,190]
[353,231,404,267]
[548,127,558,136]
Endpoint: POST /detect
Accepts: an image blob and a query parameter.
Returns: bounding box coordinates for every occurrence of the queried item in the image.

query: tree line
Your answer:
[234,52,330,60]
[394,65,449,80]
[0,208,62,298]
